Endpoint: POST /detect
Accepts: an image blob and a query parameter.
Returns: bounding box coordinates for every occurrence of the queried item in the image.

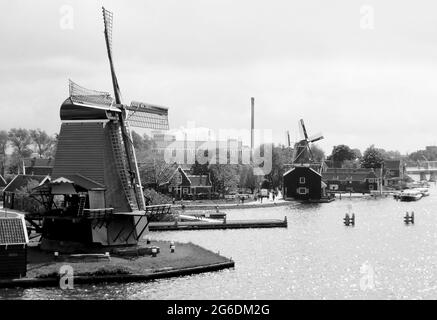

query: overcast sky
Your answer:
[1,0,437,154]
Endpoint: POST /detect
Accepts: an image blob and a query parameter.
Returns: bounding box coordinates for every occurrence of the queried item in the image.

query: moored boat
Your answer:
[414,188,430,197]
[399,190,423,202]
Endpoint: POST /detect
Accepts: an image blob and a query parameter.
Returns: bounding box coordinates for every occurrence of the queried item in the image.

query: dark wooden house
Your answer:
[322,168,380,193]
[23,158,54,176]
[0,216,29,279]
[283,165,324,200]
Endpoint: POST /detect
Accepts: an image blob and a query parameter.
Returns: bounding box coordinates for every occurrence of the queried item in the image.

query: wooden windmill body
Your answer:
[282,119,326,200]
[32,8,170,247]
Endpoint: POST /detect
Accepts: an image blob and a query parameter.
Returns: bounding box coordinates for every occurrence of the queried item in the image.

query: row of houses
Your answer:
[1,157,213,208]
[283,160,405,200]
[152,164,212,199]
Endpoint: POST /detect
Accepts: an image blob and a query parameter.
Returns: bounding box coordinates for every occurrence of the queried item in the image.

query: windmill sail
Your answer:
[127,101,169,130]
[69,79,115,107]
[102,7,144,210]
[103,7,122,104]
[293,119,324,164]
[300,119,309,139]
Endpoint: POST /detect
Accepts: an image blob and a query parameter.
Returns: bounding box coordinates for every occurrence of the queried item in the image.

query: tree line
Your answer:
[0,128,57,176]
[0,127,427,194]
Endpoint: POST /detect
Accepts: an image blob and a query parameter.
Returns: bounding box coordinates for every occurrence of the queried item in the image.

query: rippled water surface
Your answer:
[2,181,437,299]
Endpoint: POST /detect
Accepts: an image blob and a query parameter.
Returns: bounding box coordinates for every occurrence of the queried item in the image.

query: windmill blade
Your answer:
[102,7,122,104]
[126,101,169,130]
[68,79,116,108]
[300,119,309,140]
[309,133,324,143]
[293,143,307,163]
[308,144,315,161]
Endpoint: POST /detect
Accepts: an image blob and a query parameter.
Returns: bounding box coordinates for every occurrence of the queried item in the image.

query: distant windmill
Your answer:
[292,119,324,164]
[31,7,170,247]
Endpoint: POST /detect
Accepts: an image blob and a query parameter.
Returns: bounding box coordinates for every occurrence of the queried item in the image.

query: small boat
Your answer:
[399,190,423,202]
[414,188,430,197]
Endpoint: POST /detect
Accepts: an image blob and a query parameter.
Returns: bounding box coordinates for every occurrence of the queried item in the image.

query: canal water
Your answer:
[2,178,437,299]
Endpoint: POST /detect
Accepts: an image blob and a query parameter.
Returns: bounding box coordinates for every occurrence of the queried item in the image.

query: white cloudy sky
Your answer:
[1,0,437,154]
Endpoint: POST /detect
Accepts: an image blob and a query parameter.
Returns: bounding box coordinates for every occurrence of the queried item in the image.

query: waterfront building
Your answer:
[322,168,380,193]
[283,164,324,200]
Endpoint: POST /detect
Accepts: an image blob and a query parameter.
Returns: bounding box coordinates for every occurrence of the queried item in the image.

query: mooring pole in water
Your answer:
[404,211,415,224]
[343,213,355,226]
[170,242,175,253]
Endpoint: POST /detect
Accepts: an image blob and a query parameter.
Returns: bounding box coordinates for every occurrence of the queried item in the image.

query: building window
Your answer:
[299,177,306,184]
[183,188,188,194]
[368,178,374,183]
[369,185,374,190]
[297,187,308,195]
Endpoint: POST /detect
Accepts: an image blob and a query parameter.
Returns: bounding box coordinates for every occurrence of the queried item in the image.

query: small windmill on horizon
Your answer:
[292,119,324,165]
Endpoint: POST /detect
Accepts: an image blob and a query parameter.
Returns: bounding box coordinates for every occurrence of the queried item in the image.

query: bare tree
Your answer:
[0,130,8,176]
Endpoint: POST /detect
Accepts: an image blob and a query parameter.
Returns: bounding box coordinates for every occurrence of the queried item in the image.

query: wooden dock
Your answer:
[149,218,288,231]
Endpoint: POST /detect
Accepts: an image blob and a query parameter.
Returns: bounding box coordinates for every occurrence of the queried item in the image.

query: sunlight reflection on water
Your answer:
[3,181,437,299]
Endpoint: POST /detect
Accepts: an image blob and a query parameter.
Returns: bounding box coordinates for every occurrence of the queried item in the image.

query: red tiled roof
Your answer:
[0,218,28,245]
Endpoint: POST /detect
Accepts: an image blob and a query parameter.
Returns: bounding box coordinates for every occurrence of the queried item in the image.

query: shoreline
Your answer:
[0,260,234,289]
[174,200,291,211]
[0,240,234,289]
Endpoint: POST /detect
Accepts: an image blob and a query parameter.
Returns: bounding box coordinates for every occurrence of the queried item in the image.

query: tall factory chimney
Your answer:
[251,97,255,150]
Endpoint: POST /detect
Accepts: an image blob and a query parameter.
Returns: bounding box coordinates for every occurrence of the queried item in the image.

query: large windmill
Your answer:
[30,7,170,247]
[292,119,324,164]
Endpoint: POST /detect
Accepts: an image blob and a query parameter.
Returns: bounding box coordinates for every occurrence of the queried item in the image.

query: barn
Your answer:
[283,165,323,200]
[0,216,29,279]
